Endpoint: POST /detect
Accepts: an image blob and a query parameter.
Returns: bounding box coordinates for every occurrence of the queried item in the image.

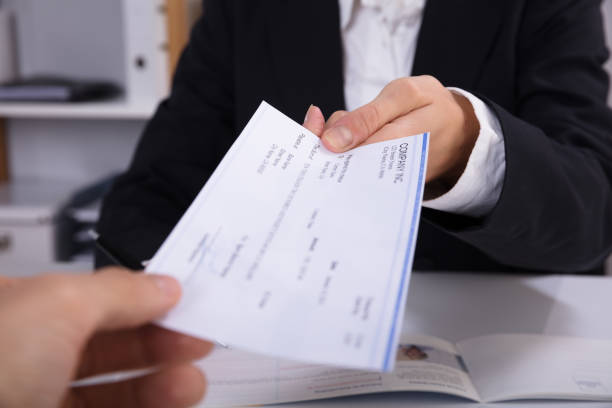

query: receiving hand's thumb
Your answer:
[80,267,181,331]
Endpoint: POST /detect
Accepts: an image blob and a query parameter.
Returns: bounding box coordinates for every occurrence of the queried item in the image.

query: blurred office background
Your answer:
[0,0,610,276]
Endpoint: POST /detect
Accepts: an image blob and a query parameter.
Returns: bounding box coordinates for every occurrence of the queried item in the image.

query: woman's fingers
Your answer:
[361,104,435,146]
[0,275,15,289]
[76,325,213,379]
[321,76,435,152]
[364,102,474,183]
[324,110,348,130]
[64,364,206,408]
[302,105,325,136]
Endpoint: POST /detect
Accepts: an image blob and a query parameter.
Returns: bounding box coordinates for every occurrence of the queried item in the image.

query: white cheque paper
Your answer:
[146,102,428,371]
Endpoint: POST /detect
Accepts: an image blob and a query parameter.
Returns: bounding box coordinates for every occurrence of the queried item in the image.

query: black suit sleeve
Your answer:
[95,0,235,267]
[424,0,612,272]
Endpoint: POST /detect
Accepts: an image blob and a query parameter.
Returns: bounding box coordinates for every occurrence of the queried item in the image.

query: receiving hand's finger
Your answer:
[302,105,325,136]
[76,325,213,379]
[0,268,180,346]
[321,76,435,152]
[64,364,206,408]
[0,275,15,289]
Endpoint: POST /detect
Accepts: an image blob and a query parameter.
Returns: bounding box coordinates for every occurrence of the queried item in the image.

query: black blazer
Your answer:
[97,0,612,273]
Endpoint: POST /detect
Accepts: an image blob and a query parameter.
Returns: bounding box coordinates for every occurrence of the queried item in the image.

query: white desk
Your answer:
[200,272,612,408]
[402,272,612,342]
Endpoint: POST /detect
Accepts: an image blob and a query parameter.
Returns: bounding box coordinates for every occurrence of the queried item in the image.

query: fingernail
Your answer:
[324,126,353,150]
[149,275,181,298]
[303,104,314,125]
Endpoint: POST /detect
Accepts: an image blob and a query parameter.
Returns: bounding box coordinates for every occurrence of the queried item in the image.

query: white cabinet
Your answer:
[0,180,79,265]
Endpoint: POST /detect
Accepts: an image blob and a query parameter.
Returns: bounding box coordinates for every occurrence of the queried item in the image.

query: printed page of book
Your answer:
[457,334,612,402]
[196,334,481,407]
[146,102,428,371]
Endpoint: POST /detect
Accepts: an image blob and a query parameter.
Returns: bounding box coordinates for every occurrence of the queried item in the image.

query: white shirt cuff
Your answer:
[422,88,506,218]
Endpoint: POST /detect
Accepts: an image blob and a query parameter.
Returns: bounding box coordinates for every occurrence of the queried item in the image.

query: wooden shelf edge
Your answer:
[166,0,190,83]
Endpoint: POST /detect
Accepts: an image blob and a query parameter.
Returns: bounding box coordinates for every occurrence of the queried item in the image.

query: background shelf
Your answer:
[0,99,157,120]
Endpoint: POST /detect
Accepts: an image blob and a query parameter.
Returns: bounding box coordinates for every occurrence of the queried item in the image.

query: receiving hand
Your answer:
[303,76,480,192]
[0,267,213,408]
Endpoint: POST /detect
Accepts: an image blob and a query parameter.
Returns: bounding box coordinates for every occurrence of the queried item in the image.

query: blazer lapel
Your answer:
[412,0,505,90]
[265,0,346,122]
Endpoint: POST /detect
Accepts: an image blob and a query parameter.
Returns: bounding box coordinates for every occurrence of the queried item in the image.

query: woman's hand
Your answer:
[0,267,213,408]
[303,76,480,192]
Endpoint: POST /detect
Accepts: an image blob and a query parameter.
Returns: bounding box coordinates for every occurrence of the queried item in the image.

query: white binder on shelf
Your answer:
[121,0,169,107]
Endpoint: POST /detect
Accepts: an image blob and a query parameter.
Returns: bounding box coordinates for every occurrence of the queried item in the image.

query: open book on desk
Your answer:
[197,333,612,406]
